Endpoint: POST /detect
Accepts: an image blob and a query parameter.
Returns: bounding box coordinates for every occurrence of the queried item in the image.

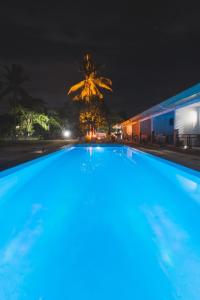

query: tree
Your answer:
[20,96,46,113]
[59,100,85,137]
[101,103,124,135]
[67,54,113,138]
[0,113,15,138]
[47,110,63,139]
[67,54,112,102]
[0,64,29,138]
[0,64,29,108]
[79,103,107,135]
[16,106,49,138]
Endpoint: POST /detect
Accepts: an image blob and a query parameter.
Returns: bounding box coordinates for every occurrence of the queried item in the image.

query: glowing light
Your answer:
[188,110,198,127]
[63,130,71,138]
[86,131,96,140]
[96,132,106,140]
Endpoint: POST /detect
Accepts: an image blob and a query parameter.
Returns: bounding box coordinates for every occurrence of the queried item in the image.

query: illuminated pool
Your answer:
[0,145,200,300]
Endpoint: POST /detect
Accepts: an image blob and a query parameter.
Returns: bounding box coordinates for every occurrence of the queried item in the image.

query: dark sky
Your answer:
[1,1,200,117]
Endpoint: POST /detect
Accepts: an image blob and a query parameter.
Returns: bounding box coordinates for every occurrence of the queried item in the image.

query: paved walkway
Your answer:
[131,145,200,172]
[0,140,75,171]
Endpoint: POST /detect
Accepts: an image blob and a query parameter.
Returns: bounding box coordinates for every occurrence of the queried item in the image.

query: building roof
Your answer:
[121,83,200,125]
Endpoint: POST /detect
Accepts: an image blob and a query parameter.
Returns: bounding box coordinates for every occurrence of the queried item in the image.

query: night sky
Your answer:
[1,1,200,117]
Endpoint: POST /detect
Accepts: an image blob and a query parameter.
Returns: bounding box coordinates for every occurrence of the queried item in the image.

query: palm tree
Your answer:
[20,96,46,113]
[0,64,29,106]
[0,64,29,138]
[67,54,113,102]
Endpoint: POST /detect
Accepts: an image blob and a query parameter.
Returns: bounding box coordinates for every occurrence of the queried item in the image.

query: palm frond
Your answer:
[0,87,12,100]
[67,54,112,103]
[2,65,11,74]
[73,95,81,101]
[94,77,113,92]
[89,82,103,99]
[100,77,112,86]
[18,86,30,98]
[68,80,85,95]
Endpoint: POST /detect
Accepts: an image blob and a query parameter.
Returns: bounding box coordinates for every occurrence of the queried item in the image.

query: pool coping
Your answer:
[127,145,200,178]
[0,144,199,181]
[0,144,74,179]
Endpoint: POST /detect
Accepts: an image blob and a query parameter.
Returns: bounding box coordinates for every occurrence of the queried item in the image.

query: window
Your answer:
[169,118,174,126]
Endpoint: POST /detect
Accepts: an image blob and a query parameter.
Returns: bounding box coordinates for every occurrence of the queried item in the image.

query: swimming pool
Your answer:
[0,144,200,300]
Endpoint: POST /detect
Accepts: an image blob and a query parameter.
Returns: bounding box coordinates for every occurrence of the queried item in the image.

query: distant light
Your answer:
[188,110,198,128]
[86,131,96,140]
[63,130,71,138]
[183,145,188,149]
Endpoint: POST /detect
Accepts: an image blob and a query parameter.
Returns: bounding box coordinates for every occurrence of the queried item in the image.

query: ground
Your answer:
[0,140,75,171]
[128,144,200,171]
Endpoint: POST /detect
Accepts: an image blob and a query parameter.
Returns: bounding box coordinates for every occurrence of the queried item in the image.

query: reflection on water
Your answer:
[176,174,200,203]
[0,203,43,300]
[143,205,200,300]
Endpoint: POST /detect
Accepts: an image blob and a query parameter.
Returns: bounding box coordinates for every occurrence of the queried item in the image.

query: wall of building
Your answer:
[153,111,175,144]
[153,111,174,135]
[122,123,132,140]
[132,122,140,142]
[175,104,200,134]
[140,118,151,142]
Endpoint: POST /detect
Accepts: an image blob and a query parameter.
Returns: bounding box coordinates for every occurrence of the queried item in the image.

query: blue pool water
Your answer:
[0,145,200,300]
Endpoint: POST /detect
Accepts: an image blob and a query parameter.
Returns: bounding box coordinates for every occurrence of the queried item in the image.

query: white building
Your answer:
[118,83,200,147]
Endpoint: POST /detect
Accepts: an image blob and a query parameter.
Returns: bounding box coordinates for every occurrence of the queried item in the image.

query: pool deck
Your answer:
[127,143,200,171]
[0,141,200,172]
[0,140,75,171]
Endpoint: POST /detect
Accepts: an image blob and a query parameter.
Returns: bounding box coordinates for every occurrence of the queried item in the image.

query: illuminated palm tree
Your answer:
[67,54,112,102]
